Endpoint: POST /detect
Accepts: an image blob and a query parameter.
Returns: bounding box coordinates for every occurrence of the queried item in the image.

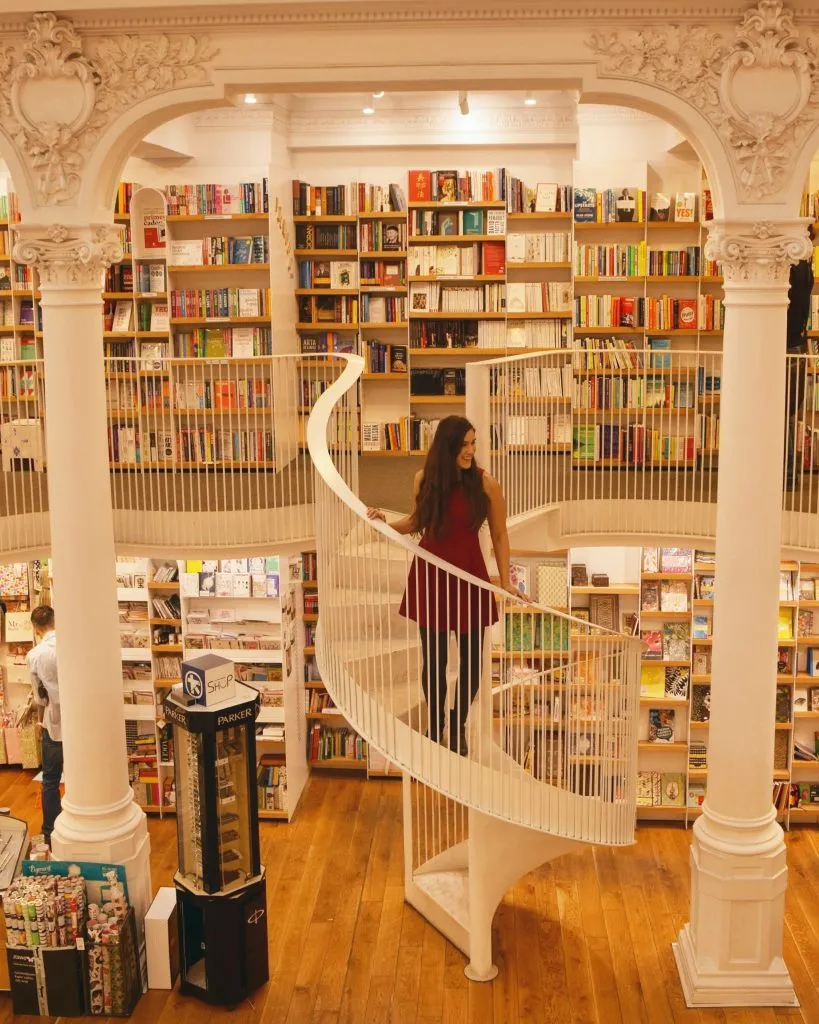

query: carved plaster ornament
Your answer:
[12,223,124,287]
[0,12,215,206]
[704,220,812,283]
[588,0,819,200]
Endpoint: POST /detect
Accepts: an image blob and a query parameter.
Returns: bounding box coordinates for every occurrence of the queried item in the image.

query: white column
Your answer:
[13,224,152,924]
[673,220,807,1007]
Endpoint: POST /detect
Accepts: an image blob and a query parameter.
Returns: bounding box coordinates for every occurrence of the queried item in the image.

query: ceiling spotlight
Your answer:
[372,91,385,99]
[362,105,375,115]
[524,91,537,106]
[458,90,469,116]
[244,93,257,105]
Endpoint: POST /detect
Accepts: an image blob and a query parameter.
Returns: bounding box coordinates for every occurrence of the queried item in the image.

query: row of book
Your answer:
[570,337,670,370]
[409,319,506,349]
[364,342,407,374]
[295,223,358,251]
[174,326,272,359]
[505,178,572,214]
[409,283,506,314]
[507,231,570,264]
[308,725,366,762]
[571,375,699,411]
[169,288,271,320]
[257,762,287,812]
[292,180,405,217]
[508,320,571,348]
[297,259,360,290]
[173,378,272,411]
[409,241,506,277]
[572,294,725,330]
[164,180,269,216]
[496,363,574,399]
[409,208,505,237]
[107,425,274,465]
[358,220,407,252]
[507,281,571,314]
[360,295,406,323]
[298,295,358,325]
[572,423,697,464]
[168,236,269,267]
[408,168,507,204]
[495,414,570,448]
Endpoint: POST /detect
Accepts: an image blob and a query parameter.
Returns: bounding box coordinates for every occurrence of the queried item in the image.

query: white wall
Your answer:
[569,546,641,584]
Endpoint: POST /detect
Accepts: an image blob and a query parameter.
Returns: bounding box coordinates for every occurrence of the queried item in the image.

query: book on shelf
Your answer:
[112,301,133,332]
[169,240,201,266]
[142,214,166,250]
[640,629,662,659]
[674,192,697,223]
[615,188,637,222]
[641,581,660,612]
[642,547,660,574]
[150,304,169,332]
[660,580,689,612]
[780,569,795,601]
[688,782,706,808]
[648,708,675,742]
[640,665,664,698]
[534,183,558,212]
[692,615,711,640]
[778,609,794,640]
[573,187,597,223]
[660,548,692,574]
[329,261,358,289]
[649,193,671,221]
[665,667,689,699]
[688,740,707,770]
[662,623,690,660]
[691,685,710,722]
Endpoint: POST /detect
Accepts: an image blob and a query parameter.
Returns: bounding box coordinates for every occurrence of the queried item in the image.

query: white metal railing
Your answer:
[0,358,48,557]
[106,354,357,554]
[467,347,723,545]
[308,354,642,844]
[783,352,819,555]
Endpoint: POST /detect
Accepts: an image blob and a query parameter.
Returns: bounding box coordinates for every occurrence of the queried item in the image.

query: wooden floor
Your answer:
[1,768,819,1023]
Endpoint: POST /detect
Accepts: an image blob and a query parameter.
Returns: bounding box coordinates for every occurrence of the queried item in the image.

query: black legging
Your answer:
[419,627,485,751]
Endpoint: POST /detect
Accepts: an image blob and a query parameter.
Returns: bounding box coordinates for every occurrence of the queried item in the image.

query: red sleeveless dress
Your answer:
[399,474,499,634]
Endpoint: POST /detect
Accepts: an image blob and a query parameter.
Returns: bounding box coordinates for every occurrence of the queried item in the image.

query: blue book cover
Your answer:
[230,236,253,264]
[648,337,671,369]
[573,187,597,223]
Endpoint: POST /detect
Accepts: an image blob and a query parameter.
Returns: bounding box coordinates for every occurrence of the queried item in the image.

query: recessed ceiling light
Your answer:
[372,91,385,99]
[524,92,537,106]
[244,93,257,105]
[362,105,375,115]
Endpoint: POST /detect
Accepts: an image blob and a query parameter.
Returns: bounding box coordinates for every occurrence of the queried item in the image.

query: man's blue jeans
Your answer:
[41,728,63,840]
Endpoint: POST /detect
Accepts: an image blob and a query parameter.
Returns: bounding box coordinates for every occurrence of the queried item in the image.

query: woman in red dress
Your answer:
[368,416,516,753]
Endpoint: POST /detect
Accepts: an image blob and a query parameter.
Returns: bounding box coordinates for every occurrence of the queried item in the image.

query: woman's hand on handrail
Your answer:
[367,508,386,522]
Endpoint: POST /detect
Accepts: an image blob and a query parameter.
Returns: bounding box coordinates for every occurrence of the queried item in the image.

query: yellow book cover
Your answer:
[778,609,794,640]
[640,665,665,698]
[186,560,203,573]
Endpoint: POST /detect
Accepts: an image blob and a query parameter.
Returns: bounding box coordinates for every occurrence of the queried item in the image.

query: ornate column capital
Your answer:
[704,220,811,285]
[12,223,123,288]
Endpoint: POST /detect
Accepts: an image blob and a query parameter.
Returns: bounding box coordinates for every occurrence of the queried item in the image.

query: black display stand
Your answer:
[164,679,269,1006]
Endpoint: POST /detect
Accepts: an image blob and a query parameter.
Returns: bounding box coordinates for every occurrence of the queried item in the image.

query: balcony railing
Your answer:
[468,347,724,547]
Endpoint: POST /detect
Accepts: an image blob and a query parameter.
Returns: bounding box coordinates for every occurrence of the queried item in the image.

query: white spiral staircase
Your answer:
[307,354,642,980]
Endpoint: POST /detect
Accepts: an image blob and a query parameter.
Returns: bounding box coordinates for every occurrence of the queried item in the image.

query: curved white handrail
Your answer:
[308,353,642,845]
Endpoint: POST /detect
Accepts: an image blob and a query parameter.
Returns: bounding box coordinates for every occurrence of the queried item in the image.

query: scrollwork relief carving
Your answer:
[704,220,812,283]
[588,0,819,200]
[12,224,124,287]
[0,12,216,206]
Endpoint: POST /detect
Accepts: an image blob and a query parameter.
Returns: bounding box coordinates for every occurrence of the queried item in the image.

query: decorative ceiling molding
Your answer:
[588,0,819,201]
[576,105,661,124]
[287,106,577,148]
[0,12,216,206]
[0,4,757,34]
[191,108,288,131]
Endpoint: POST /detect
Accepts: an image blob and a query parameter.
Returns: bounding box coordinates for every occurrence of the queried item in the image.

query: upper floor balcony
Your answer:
[0,348,813,561]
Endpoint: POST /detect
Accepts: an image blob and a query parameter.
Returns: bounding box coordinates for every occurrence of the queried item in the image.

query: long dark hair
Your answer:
[413,416,488,538]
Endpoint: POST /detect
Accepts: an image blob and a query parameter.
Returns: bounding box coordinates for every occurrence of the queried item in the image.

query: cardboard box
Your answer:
[182,653,236,707]
[145,887,180,990]
[7,945,87,1016]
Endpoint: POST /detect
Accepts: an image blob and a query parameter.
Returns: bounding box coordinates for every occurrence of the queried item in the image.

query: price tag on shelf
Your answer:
[205,215,232,220]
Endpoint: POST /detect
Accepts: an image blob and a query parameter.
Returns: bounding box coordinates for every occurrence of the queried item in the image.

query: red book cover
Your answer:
[408,170,431,202]
[677,298,697,329]
[482,240,506,275]
[619,296,635,327]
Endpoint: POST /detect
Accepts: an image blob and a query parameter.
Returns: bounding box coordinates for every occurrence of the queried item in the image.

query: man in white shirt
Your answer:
[27,606,60,844]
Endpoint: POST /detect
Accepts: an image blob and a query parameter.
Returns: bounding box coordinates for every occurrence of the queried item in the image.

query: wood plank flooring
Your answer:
[1,767,819,1022]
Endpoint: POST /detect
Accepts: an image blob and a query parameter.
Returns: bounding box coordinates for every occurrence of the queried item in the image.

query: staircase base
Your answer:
[464,963,498,982]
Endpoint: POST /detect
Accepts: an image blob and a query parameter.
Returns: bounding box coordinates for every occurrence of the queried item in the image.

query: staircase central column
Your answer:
[673,219,806,1007]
